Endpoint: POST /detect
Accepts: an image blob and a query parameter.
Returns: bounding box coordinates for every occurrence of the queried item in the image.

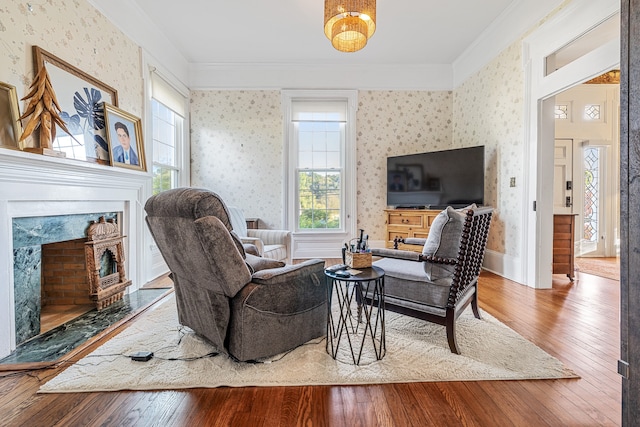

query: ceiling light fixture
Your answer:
[324,0,376,53]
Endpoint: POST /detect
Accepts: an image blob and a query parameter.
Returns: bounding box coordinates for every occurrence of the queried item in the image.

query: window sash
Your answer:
[297,168,343,230]
[293,113,346,232]
[151,98,182,194]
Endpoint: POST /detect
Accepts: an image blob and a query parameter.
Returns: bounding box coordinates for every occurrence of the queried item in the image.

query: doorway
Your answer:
[522,4,620,289]
[552,79,620,280]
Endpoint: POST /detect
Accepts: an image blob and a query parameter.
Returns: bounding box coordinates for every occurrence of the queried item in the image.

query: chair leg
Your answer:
[471,286,482,320]
[445,309,460,354]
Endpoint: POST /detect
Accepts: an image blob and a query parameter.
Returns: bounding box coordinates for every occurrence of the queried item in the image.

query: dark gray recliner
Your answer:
[144,187,327,361]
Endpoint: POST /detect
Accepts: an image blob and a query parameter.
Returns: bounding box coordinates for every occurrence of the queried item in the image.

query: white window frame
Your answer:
[282,90,357,259]
[143,56,190,282]
[151,98,183,194]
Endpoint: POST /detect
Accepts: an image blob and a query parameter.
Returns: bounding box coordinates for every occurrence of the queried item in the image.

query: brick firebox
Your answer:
[41,239,92,307]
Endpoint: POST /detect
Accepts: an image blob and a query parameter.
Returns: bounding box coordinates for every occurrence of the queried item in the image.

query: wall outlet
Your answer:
[510,177,516,187]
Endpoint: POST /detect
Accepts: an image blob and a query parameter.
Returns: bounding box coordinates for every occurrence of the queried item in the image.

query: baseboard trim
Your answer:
[483,249,524,285]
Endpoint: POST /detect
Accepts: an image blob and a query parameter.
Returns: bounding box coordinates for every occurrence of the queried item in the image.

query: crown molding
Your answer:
[452,0,563,88]
[189,62,453,91]
[86,0,189,86]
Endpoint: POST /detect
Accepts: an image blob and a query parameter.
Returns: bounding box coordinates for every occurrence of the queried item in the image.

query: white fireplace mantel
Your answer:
[0,148,152,359]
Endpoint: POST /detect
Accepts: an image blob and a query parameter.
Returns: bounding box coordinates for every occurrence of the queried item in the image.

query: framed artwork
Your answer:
[399,164,423,191]
[33,46,118,163]
[103,103,146,171]
[0,82,23,149]
[426,178,441,191]
[387,171,407,192]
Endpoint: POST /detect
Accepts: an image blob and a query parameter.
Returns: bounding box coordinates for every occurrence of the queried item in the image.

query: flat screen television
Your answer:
[387,146,485,209]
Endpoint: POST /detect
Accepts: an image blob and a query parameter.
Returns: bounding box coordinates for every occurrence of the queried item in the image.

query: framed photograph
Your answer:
[33,46,118,163]
[399,164,423,191]
[426,178,441,191]
[0,82,23,149]
[103,103,146,171]
[387,171,407,192]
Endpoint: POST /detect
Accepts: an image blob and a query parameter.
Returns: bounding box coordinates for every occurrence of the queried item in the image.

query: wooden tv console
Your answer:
[384,208,442,252]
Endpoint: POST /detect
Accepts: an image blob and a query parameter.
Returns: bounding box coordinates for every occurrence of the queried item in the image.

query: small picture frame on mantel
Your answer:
[103,103,146,171]
[0,81,23,150]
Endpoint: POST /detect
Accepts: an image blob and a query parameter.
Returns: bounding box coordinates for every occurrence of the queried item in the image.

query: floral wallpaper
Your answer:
[453,41,525,257]
[189,90,454,235]
[0,0,571,262]
[0,0,143,150]
[190,90,284,229]
[356,91,454,240]
[451,0,572,258]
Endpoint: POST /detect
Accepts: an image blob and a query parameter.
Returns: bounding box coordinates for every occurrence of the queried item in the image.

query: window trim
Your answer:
[143,55,190,282]
[145,62,190,190]
[150,98,184,194]
[282,90,357,258]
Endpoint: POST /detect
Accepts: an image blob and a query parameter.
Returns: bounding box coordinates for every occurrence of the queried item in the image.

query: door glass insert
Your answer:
[583,147,600,243]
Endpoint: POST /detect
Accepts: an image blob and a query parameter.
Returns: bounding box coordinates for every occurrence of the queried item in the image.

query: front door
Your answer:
[554,139,574,214]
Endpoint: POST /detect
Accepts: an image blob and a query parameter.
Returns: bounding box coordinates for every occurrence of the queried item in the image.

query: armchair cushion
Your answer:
[373,256,452,309]
[247,259,325,310]
[403,237,427,246]
[244,253,286,273]
[422,206,465,280]
[194,216,252,298]
[247,229,290,261]
[242,242,260,257]
[238,235,264,257]
[371,247,421,261]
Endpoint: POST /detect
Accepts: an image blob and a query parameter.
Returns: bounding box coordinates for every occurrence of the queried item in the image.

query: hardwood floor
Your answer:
[574,256,620,281]
[0,266,620,426]
[40,304,95,334]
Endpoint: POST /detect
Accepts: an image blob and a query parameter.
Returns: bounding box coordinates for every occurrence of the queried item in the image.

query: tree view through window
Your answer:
[296,118,343,230]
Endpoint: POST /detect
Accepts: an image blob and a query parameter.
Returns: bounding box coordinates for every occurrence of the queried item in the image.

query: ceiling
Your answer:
[128,0,515,66]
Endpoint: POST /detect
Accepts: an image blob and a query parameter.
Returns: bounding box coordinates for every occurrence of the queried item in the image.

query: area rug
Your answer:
[574,257,620,281]
[39,295,578,393]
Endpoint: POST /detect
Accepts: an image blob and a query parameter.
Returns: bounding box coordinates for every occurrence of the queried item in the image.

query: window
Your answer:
[555,104,569,119]
[283,90,357,259]
[151,100,181,194]
[147,69,189,279]
[295,110,344,230]
[583,104,601,121]
[583,146,600,243]
[150,73,186,194]
[544,13,619,76]
[52,134,87,160]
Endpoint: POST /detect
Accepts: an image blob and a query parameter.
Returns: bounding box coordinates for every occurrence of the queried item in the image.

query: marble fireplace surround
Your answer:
[0,149,150,360]
[13,212,119,346]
